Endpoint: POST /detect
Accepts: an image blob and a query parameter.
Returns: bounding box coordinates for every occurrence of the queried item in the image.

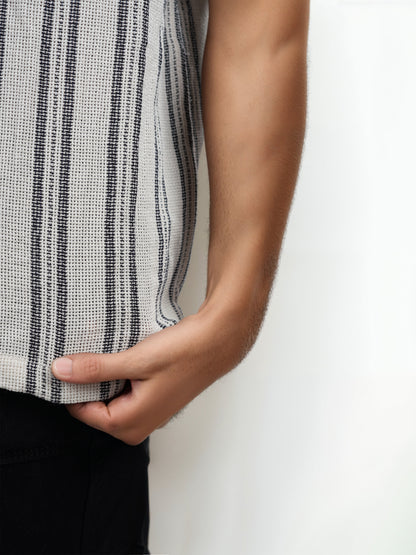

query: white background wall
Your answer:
[148,1,416,553]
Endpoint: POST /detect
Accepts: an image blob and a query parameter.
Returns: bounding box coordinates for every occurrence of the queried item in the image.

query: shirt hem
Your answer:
[0,353,126,404]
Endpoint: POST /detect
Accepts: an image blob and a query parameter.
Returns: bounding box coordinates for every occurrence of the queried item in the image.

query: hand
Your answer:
[51,308,249,446]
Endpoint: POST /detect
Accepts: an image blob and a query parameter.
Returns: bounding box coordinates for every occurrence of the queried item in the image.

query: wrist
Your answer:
[195,279,270,352]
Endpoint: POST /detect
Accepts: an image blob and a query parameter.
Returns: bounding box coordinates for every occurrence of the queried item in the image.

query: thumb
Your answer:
[51,348,140,384]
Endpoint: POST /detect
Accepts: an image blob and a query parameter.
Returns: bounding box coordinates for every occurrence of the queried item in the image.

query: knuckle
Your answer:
[80,355,101,381]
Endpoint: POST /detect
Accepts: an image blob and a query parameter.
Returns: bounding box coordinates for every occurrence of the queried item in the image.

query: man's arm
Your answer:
[197,0,310,363]
[52,0,310,445]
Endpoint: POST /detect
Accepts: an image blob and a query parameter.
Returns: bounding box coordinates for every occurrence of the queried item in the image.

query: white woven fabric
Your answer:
[0,0,208,404]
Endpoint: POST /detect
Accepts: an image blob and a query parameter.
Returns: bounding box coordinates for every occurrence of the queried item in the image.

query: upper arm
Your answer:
[206,0,310,55]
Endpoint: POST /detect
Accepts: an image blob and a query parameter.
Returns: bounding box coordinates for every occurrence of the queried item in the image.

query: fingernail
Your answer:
[53,357,73,378]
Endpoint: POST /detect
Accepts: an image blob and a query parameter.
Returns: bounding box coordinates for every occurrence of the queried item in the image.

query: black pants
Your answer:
[0,387,151,555]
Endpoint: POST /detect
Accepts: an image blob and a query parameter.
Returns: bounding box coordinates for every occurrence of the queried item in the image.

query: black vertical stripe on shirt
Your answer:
[154,26,176,328]
[163,2,194,321]
[52,0,80,404]
[41,0,65,400]
[118,0,138,352]
[176,1,200,227]
[180,1,202,169]
[101,0,129,400]
[172,4,198,303]
[185,0,202,99]
[0,0,8,95]
[162,5,183,321]
[26,0,55,396]
[127,0,150,350]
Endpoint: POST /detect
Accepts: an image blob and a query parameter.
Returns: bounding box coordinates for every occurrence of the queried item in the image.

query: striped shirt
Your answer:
[0,0,208,404]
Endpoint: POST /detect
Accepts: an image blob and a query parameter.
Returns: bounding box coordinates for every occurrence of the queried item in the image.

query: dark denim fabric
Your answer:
[0,387,150,555]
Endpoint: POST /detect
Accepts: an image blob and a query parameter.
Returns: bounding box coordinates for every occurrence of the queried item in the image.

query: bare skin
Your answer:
[51,0,310,446]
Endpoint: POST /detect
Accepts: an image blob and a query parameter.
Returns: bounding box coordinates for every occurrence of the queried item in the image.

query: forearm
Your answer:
[197,12,309,350]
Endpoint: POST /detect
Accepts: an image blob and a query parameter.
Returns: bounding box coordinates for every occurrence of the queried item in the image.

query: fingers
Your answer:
[65,372,185,445]
[65,379,155,445]
[51,314,194,385]
[51,346,146,384]
[57,318,200,444]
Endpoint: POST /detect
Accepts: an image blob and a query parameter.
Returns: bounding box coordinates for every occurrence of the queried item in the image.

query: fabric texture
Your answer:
[0,0,208,404]
[0,386,151,554]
